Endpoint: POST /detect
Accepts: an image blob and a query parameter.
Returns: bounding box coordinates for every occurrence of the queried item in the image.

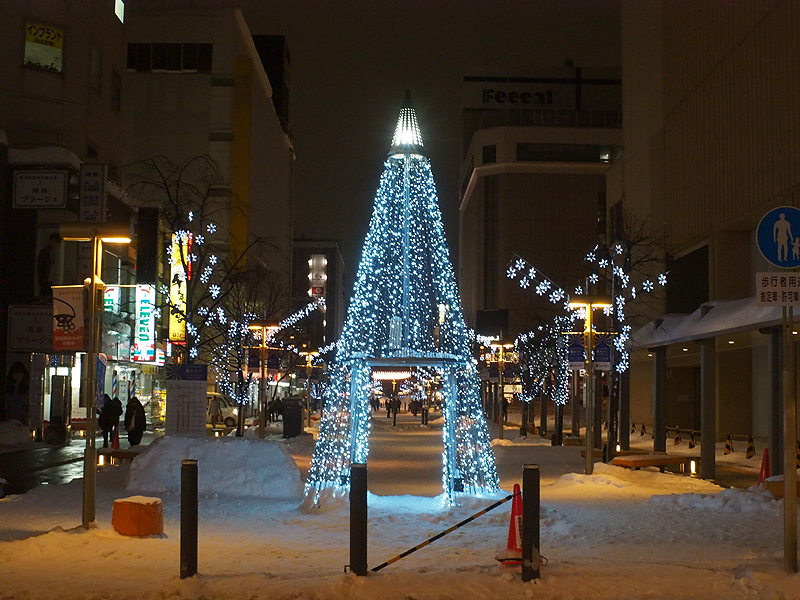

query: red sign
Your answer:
[311,286,325,297]
[52,286,85,351]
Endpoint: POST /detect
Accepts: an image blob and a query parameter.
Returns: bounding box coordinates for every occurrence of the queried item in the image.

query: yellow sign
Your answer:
[24,22,64,72]
[169,232,190,343]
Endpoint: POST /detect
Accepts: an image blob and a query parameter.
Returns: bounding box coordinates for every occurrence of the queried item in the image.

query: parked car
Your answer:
[207,393,238,428]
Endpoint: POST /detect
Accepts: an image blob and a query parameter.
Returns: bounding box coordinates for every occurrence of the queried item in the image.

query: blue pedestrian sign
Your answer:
[757,206,800,268]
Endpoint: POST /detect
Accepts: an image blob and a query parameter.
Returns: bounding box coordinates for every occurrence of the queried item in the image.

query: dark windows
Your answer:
[516,143,620,163]
[182,43,198,71]
[666,246,709,314]
[151,43,168,70]
[127,42,212,73]
[197,43,212,72]
[482,144,496,165]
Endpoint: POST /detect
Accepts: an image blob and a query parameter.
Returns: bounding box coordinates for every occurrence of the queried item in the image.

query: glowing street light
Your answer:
[60,222,131,528]
[489,341,514,440]
[248,321,279,440]
[568,295,612,476]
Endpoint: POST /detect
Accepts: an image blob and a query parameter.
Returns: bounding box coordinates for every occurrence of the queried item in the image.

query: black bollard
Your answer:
[349,463,368,576]
[180,459,198,579]
[521,464,540,582]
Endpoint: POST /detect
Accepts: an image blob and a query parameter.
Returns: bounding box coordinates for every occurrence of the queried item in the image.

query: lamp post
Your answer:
[490,341,514,440]
[568,295,611,476]
[60,223,131,528]
[248,321,278,440]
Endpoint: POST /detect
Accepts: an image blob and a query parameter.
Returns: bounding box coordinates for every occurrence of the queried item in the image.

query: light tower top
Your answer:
[390,91,424,157]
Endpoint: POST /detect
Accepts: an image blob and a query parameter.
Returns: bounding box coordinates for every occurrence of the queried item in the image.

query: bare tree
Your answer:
[123,155,285,365]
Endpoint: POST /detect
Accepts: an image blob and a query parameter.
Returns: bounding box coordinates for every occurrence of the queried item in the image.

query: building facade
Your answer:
[0,0,135,438]
[459,70,622,339]
[612,1,800,477]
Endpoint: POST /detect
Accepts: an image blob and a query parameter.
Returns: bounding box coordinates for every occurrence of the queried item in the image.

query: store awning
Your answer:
[631,297,793,349]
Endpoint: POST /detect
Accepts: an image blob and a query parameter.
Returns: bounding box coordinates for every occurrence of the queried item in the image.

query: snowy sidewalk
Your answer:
[1,417,798,600]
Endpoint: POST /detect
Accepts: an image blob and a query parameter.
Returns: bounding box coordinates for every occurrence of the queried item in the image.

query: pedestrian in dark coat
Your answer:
[98,394,115,448]
[124,396,146,446]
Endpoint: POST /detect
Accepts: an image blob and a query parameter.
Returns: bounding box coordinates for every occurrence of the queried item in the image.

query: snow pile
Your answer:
[0,419,32,446]
[126,435,303,499]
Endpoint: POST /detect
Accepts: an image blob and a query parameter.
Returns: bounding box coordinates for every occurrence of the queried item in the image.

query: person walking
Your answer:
[208,394,222,428]
[124,396,146,446]
[98,394,115,448]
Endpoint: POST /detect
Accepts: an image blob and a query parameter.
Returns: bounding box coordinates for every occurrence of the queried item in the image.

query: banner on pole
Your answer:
[52,286,85,351]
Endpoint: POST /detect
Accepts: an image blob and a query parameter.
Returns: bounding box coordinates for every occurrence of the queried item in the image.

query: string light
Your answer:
[306,101,499,503]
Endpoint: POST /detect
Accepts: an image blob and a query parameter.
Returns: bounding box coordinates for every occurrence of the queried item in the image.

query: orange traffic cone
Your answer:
[746,436,755,459]
[641,424,647,436]
[496,483,523,565]
[674,430,682,445]
[688,431,696,449]
[758,449,771,486]
[724,434,733,455]
[111,427,120,450]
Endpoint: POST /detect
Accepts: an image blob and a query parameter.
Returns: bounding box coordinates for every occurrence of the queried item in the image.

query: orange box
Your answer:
[112,496,163,537]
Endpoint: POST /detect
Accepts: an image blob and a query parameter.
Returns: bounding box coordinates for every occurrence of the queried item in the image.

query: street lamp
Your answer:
[248,321,279,439]
[489,341,514,440]
[60,222,131,528]
[568,295,611,476]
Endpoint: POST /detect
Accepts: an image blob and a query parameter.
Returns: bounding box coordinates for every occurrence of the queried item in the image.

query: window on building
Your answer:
[482,144,496,165]
[126,42,212,73]
[151,43,168,70]
[24,22,64,73]
[666,246,709,314]
[516,143,619,163]
[90,46,102,92]
[110,69,121,112]
[166,43,181,71]
[197,43,212,72]
[182,43,198,71]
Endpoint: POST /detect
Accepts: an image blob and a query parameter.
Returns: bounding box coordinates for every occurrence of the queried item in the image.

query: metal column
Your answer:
[653,347,667,453]
[700,338,716,480]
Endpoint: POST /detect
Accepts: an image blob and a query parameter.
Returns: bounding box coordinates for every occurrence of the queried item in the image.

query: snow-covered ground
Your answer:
[1,414,799,600]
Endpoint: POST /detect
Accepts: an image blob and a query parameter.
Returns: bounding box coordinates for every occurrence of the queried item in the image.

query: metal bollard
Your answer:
[349,463,368,576]
[180,459,198,579]
[521,464,540,582]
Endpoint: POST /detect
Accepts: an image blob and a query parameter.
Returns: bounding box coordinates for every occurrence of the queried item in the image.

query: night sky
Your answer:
[143,1,621,285]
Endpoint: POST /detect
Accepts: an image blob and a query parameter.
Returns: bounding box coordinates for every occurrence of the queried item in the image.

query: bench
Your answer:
[580,448,649,458]
[611,453,699,475]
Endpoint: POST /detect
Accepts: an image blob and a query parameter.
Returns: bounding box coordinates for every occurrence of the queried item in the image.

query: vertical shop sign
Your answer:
[52,286,85,351]
[133,284,155,361]
[79,164,106,223]
[96,353,107,409]
[169,232,191,343]
[309,253,326,297]
[104,285,120,313]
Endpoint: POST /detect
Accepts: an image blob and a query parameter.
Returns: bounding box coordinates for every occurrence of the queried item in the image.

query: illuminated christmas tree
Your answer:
[306,95,499,502]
